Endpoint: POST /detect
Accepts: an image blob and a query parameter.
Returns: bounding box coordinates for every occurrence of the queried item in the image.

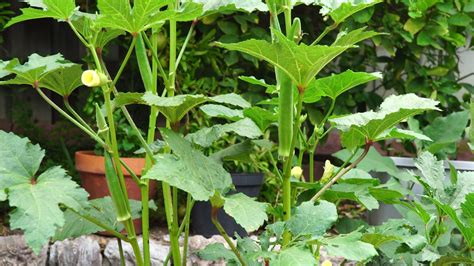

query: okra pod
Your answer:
[104,152,131,222]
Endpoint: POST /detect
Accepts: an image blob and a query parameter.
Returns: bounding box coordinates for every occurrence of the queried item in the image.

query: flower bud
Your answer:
[320,160,335,183]
[81,70,109,87]
[291,166,303,179]
[321,260,333,266]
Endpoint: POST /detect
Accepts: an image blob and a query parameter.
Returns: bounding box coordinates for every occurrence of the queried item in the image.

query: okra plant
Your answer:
[0,0,451,265]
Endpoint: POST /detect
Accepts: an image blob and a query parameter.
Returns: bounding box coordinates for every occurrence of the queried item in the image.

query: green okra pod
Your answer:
[135,33,153,92]
[104,152,131,222]
[277,69,294,157]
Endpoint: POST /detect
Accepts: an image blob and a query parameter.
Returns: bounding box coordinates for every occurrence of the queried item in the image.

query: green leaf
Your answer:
[197,243,238,262]
[378,128,432,142]
[321,231,378,261]
[5,0,76,28]
[304,70,381,103]
[414,151,445,194]
[217,32,352,88]
[209,141,254,163]
[451,172,474,210]
[423,111,469,154]
[243,107,277,131]
[210,93,251,108]
[361,233,402,248]
[330,94,439,150]
[321,0,382,24]
[200,104,243,121]
[143,93,209,123]
[462,193,474,220]
[239,76,276,93]
[4,153,88,254]
[143,129,232,201]
[188,0,268,14]
[0,131,44,189]
[186,118,262,147]
[70,12,125,49]
[54,197,142,241]
[0,60,12,79]
[0,54,75,88]
[40,64,83,96]
[286,201,337,237]
[332,27,381,46]
[433,256,474,266]
[271,246,316,266]
[404,18,426,35]
[96,0,200,33]
[223,193,268,232]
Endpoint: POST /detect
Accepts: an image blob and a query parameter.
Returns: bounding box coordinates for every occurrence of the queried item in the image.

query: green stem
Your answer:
[309,151,315,183]
[68,207,129,242]
[282,91,305,245]
[311,142,372,202]
[283,0,292,36]
[181,194,193,263]
[118,238,126,266]
[67,21,89,47]
[35,88,106,147]
[163,198,195,265]
[112,36,138,88]
[141,29,160,266]
[175,20,197,69]
[119,158,142,186]
[311,23,338,46]
[211,207,247,266]
[64,97,94,133]
[141,32,170,88]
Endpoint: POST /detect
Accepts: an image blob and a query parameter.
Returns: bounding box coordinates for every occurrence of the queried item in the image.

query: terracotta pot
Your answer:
[75,151,157,234]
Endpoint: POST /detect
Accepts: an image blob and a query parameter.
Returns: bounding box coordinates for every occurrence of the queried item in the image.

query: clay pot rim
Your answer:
[75,150,146,176]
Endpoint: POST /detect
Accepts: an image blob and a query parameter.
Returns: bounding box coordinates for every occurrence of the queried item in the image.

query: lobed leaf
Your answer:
[223,193,268,232]
[286,200,337,237]
[143,129,232,201]
[331,94,439,150]
[5,0,76,28]
[186,118,262,147]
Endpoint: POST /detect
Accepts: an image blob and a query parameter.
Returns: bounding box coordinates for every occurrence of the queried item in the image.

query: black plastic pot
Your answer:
[190,173,265,237]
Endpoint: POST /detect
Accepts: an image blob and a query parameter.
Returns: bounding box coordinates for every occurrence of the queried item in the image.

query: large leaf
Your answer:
[0,54,82,96]
[143,93,209,123]
[321,231,378,261]
[96,0,200,33]
[54,197,142,241]
[423,111,469,154]
[200,104,243,121]
[304,70,381,103]
[186,118,262,147]
[209,141,254,163]
[5,0,76,28]
[39,64,83,96]
[0,130,88,254]
[143,129,232,201]
[271,246,316,266]
[118,92,250,123]
[187,0,268,14]
[223,193,268,232]
[414,152,446,197]
[331,94,439,150]
[316,0,382,24]
[218,32,352,88]
[286,200,337,237]
[197,243,238,263]
[243,107,278,131]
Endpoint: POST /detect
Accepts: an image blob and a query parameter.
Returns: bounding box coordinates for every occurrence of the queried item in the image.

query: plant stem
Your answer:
[64,97,94,133]
[309,151,315,183]
[181,193,193,263]
[141,32,170,87]
[311,141,372,202]
[67,207,129,242]
[211,207,247,266]
[112,37,138,88]
[163,198,195,265]
[311,23,338,46]
[119,158,142,186]
[67,21,89,47]
[175,20,197,69]
[118,238,126,266]
[281,91,305,245]
[35,88,106,147]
